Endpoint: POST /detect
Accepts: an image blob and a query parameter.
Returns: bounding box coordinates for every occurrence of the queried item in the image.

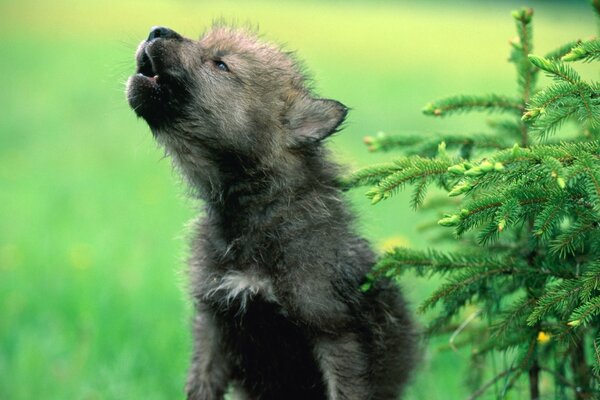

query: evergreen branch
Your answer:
[440,196,502,230]
[477,221,501,245]
[467,367,518,400]
[511,7,535,104]
[422,95,522,117]
[443,191,548,236]
[500,368,524,397]
[576,87,599,129]
[362,132,420,153]
[366,158,453,204]
[342,162,400,188]
[420,267,521,312]
[528,55,581,84]
[526,81,600,136]
[368,248,517,281]
[566,153,600,207]
[545,39,583,60]
[472,327,525,356]
[491,296,536,340]
[439,143,600,235]
[529,102,580,140]
[578,153,600,204]
[411,177,429,209]
[568,294,600,327]
[362,131,511,155]
[563,39,600,62]
[493,198,521,235]
[581,261,600,301]
[533,192,568,240]
[586,169,600,205]
[503,338,538,394]
[528,280,582,324]
[446,142,600,194]
[587,125,600,140]
[490,141,600,166]
[550,222,598,258]
[524,82,584,119]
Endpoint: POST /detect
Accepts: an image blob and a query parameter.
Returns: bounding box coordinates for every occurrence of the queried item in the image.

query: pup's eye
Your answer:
[214,60,229,72]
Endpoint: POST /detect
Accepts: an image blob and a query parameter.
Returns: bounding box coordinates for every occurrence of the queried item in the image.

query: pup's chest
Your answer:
[203,270,278,311]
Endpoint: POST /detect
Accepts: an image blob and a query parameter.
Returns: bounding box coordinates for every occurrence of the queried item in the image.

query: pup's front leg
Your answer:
[186,309,231,400]
[315,333,372,400]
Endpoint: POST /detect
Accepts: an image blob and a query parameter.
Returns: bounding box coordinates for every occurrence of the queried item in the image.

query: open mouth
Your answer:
[137,46,159,83]
[127,39,185,125]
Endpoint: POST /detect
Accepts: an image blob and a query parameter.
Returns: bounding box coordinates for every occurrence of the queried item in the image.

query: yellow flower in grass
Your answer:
[379,236,410,253]
[537,331,551,344]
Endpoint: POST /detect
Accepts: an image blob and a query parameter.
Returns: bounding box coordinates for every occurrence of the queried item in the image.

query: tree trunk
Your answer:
[528,359,540,400]
[571,338,592,399]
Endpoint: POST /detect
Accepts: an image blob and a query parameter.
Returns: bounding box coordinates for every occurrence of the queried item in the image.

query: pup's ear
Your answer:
[285,96,348,143]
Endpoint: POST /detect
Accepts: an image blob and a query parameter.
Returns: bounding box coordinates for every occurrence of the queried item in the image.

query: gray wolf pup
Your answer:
[127,25,418,400]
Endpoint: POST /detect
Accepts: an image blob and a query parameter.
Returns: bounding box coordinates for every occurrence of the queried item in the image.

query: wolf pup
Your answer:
[127,25,418,400]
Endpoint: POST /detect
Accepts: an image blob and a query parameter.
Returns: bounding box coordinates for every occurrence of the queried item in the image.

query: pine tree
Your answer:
[347,4,600,399]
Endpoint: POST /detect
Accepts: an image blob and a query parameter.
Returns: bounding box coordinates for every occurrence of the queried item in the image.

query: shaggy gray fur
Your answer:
[127,25,418,400]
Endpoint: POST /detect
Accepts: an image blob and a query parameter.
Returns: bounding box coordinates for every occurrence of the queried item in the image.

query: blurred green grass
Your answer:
[0,0,596,399]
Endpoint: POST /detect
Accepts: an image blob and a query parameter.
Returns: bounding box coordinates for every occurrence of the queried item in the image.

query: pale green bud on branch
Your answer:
[498,218,507,232]
[512,7,533,23]
[448,181,473,197]
[447,164,466,175]
[464,167,484,177]
[479,161,495,172]
[438,214,461,227]
[528,55,554,72]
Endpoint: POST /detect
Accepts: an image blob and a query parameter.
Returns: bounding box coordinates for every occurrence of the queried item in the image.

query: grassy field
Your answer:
[0,0,596,398]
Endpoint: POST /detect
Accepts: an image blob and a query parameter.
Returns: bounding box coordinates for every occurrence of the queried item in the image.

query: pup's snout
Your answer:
[147,26,181,41]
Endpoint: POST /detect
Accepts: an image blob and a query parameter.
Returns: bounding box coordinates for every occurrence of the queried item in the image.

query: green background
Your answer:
[0,0,596,398]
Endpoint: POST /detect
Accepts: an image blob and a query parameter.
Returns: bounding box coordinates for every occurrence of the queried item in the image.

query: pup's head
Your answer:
[127,26,347,172]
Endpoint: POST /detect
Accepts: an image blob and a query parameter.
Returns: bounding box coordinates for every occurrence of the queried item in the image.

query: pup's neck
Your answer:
[172,145,343,240]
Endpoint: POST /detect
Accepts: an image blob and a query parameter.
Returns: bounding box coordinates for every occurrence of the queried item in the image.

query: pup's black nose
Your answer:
[147,26,180,41]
